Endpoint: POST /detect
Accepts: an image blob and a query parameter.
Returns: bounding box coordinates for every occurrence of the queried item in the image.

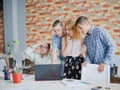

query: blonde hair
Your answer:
[65,20,81,40]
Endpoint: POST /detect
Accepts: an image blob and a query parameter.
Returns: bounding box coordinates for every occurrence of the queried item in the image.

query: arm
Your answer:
[80,37,86,58]
[61,37,69,57]
[99,27,116,64]
[51,50,58,64]
[81,37,90,65]
[5,57,10,70]
[0,53,10,70]
[51,36,60,64]
[24,41,45,61]
[98,27,116,72]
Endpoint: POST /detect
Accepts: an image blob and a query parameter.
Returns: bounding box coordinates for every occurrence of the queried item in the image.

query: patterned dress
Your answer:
[64,56,84,79]
[63,39,84,80]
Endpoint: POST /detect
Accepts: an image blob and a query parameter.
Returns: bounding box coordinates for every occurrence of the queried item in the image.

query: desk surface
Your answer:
[0,72,120,90]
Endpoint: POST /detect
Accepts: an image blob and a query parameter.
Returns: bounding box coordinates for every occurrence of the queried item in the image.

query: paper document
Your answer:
[61,78,90,87]
[81,64,110,83]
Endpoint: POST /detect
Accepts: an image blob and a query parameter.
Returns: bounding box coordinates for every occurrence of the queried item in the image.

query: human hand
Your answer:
[82,61,88,66]
[80,53,85,58]
[98,63,106,72]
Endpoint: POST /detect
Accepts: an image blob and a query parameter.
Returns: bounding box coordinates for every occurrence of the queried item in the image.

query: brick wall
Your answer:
[0,0,120,55]
[0,10,4,53]
[26,0,120,55]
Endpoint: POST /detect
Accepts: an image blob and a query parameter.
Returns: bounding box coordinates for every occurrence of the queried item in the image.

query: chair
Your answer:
[81,64,110,83]
[23,59,34,74]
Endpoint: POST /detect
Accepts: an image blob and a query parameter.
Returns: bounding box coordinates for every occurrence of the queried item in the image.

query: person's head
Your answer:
[39,42,50,57]
[75,16,91,35]
[52,20,64,37]
[65,20,81,40]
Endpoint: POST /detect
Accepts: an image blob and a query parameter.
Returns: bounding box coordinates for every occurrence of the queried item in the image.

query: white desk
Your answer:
[0,72,120,90]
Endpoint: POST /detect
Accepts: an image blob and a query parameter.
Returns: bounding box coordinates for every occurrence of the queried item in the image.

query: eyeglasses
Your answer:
[40,45,48,49]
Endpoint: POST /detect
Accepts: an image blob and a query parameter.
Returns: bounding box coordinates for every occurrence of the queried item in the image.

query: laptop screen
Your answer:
[34,64,63,81]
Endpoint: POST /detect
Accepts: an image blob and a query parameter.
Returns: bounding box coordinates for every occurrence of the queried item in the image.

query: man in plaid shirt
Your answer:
[75,16,116,75]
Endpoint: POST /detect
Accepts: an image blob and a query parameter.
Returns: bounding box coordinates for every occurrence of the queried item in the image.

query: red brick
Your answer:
[112,21,120,24]
[105,26,111,30]
[73,9,87,13]
[39,12,51,15]
[26,22,35,25]
[118,12,120,15]
[72,1,86,5]
[114,29,120,33]
[48,38,52,41]
[40,24,51,27]
[103,4,110,8]
[100,18,109,22]
[39,5,51,8]
[32,29,37,32]
[32,11,37,14]
[91,11,99,14]
[115,52,120,55]
[55,1,68,4]
[107,14,115,18]
[92,19,99,22]
[47,0,53,2]
[118,35,120,37]
[86,5,93,9]
[101,10,108,12]
[114,6,120,9]
[47,19,52,22]
[64,8,70,11]
[55,13,68,16]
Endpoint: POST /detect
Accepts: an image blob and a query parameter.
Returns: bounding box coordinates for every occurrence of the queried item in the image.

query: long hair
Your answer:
[65,20,81,40]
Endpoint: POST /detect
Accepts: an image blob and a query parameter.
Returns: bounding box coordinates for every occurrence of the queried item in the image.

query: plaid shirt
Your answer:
[84,26,116,67]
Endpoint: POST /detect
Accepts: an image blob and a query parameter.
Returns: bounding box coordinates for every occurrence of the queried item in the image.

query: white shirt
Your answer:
[24,47,61,64]
[66,39,82,57]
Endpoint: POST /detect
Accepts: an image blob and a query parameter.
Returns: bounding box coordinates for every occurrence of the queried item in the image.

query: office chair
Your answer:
[81,64,110,84]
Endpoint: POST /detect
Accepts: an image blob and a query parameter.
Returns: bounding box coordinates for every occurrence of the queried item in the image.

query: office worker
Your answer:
[51,20,66,64]
[24,41,52,64]
[62,20,84,79]
[0,53,10,70]
[75,16,116,74]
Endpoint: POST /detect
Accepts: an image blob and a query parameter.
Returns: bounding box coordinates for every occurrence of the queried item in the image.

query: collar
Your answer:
[40,53,50,59]
[87,25,94,35]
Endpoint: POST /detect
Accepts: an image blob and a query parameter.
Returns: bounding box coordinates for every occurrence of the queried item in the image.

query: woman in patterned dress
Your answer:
[62,20,84,79]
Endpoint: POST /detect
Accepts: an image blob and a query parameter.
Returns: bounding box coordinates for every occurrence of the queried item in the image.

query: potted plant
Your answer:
[8,40,19,58]
[7,40,19,68]
[12,65,22,84]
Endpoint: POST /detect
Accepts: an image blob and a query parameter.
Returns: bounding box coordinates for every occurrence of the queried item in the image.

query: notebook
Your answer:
[34,64,64,81]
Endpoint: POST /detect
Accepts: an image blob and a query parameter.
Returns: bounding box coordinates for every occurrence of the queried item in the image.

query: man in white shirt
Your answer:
[24,41,52,65]
[25,41,61,64]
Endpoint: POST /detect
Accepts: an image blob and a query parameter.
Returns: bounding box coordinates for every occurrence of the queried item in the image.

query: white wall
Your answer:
[114,55,120,77]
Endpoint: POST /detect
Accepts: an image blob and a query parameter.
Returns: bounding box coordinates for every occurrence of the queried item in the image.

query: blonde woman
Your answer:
[62,20,84,79]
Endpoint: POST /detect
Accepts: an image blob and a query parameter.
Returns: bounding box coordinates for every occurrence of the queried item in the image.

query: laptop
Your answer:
[34,64,64,81]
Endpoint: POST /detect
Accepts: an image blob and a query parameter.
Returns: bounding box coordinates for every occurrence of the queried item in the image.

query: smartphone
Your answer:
[91,86,102,90]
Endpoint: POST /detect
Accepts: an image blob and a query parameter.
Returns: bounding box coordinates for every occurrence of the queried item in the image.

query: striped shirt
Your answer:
[84,26,116,67]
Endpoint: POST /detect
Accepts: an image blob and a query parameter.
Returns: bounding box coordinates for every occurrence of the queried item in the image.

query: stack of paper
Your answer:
[61,78,90,87]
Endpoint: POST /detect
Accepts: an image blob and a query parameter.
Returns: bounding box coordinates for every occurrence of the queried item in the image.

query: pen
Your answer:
[81,81,91,85]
